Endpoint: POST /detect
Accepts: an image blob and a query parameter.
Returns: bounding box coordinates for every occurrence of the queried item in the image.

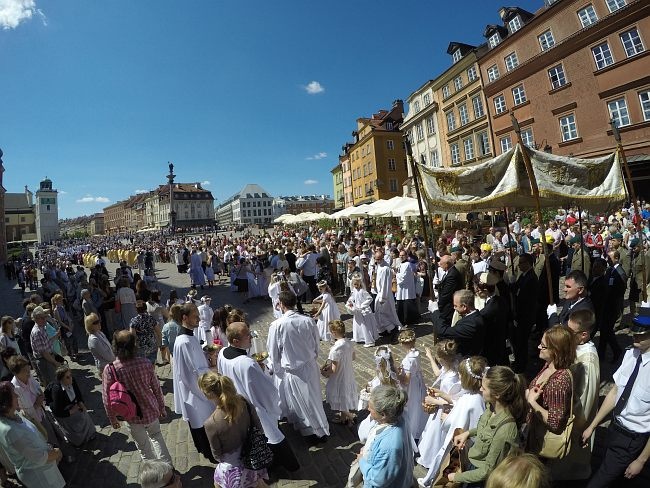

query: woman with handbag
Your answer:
[451,365,527,486]
[199,371,269,488]
[525,325,576,462]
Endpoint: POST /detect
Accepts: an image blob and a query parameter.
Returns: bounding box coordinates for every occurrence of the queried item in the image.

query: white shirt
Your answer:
[612,347,650,433]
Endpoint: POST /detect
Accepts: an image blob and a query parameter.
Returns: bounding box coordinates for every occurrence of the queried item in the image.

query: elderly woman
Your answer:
[0,316,21,357]
[0,381,66,488]
[140,459,181,488]
[355,384,414,488]
[86,313,115,374]
[46,366,96,447]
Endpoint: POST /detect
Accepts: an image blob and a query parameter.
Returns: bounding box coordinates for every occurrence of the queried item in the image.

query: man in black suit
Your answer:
[599,250,626,362]
[547,270,594,327]
[435,255,464,327]
[476,272,510,366]
[588,258,607,340]
[511,253,538,373]
[433,289,484,357]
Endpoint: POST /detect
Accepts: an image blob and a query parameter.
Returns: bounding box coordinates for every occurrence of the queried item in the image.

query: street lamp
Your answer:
[167,162,176,234]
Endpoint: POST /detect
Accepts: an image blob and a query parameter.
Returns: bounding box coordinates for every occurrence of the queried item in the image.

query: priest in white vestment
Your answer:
[373,251,401,334]
[267,291,330,441]
[173,303,215,462]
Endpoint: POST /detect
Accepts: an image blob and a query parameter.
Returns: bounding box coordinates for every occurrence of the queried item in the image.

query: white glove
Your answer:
[641,301,650,309]
[547,304,557,318]
[428,300,439,313]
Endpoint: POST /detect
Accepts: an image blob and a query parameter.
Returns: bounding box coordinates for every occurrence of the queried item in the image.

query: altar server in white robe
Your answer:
[346,275,379,346]
[417,357,487,488]
[373,250,401,335]
[172,303,215,463]
[396,256,418,328]
[267,290,330,441]
[218,321,299,472]
[196,296,214,346]
[189,248,206,288]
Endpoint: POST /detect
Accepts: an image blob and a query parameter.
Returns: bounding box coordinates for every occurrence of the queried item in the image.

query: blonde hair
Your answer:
[398,329,416,345]
[329,319,346,337]
[459,356,488,393]
[374,346,397,386]
[198,372,244,423]
[84,313,100,334]
[434,339,459,369]
[486,453,550,488]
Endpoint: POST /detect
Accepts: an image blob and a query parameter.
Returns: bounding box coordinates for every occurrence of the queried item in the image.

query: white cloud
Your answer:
[134,189,147,194]
[59,190,68,195]
[76,195,110,203]
[306,152,327,160]
[0,0,46,29]
[304,81,324,95]
[304,179,318,185]
[201,180,211,186]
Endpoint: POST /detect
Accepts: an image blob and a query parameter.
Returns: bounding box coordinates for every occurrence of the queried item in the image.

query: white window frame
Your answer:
[430,149,439,167]
[387,139,394,150]
[472,95,484,118]
[512,85,527,106]
[620,28,645,57]
[425,116,435,135]
[494,95,507,114]
[578,5,598,27]
[592,42,614,69]
[467,66,478,82]
[538,30,555,51]
[463,138,475,160]
[500,135,512,154]
[488,33,501,48]
[442,85,450,98]
[505,52,519,71]
[389,179,398,192]
[423,93,431,106]
[548,64,567,89]
[640,91,650,121]
[487,65,500,82]
[478,131,491,156]
[608,98,631,127]
[521,128,534,147]
[454,76,463,91]
[414,100,421,113]
[508,16,522,33]
[415,123,424,141]
[452,49,462,63]
[458,103,469,126]
[606,0,626,13]
[446,112,456,131]
[559,113,579,141]
[388,158,396,171]
[450,143,460,165]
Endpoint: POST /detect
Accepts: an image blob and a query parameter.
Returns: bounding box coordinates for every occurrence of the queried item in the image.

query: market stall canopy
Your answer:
[273,214,294,223]
[389,197,428,217]
[330,203,375,219]
[365,196,409,217]
[417,145,627,213]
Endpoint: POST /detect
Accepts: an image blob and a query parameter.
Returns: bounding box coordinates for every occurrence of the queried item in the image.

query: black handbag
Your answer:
[240,401,273,471]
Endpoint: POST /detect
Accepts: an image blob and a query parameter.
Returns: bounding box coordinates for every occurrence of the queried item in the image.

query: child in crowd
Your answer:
[398,329,428,441]
[345,275,379,347]
[312,280,340,342]
[324,320,358,426]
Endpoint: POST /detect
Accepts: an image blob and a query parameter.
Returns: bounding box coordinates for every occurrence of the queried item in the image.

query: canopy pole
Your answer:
[510,112,554,305]
[577,205,585,273]
[403,135,436,304]
[610,120,646,302]
[503,207,516,275]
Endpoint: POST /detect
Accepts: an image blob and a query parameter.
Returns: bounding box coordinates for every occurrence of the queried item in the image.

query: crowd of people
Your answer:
[0,203,648,487]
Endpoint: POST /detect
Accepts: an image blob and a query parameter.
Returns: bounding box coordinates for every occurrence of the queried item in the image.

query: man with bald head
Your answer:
[434,254,463,327]
[218,321,298,471]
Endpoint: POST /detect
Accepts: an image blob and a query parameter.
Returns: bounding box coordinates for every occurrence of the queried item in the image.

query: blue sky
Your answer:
[1,0,541,218]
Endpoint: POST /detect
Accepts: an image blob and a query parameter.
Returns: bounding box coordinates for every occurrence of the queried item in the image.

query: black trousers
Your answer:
[511,320,533,374]
[303,274,318,301]
[189,426,217,464]
[269,438,299,472]
[587,422,650,488]
[598,300,623,360]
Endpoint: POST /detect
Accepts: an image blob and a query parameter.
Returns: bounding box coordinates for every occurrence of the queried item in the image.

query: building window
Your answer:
[425,116,435,135]
[442,85,450,98]
[446,112,456,131]
[500,135,512,153]
[578,5,598,27]
[415,123,425,141]
[559,113,579,141]
[464,138,475,160]
[423,93,431,106]
[494,95,507,114]
[478,131,491,156]
[620,28,644,57]
[488,32,501,48]
[389,179,398,192]
[548,64,567,89]
[592,42,614,69]
[386,121,394,130]
[459,104,469,125]
[521,127,534,147]
[451,143,460,165]
[452,49,462,63]
[414,100,421,113]
[505,52,519,71]
[608,98,631,127]
[454,76,463,91]
[467,66,478,82]
[388,158,396,171]
[606,0,626,13]
[538,30,555,51]
[639,91,650,121]
[487,65,500,82]
[387,139,394,150]
[508,16,522,33]
[430,149,439,167]
[472,95,484,118]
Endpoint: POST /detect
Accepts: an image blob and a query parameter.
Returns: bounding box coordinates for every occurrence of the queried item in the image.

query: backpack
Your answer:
[107,363,142,421]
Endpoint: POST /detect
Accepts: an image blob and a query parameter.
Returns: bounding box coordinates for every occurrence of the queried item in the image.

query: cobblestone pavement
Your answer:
[0,259,634,487]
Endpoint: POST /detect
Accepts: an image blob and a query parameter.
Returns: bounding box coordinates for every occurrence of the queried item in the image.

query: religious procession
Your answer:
[0,137,649,488]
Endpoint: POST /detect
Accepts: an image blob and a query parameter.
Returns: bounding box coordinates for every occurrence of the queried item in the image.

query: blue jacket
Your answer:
[359,417,414,488]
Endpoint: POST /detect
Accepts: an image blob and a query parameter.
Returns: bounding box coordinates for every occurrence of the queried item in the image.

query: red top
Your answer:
[528,366,572,434]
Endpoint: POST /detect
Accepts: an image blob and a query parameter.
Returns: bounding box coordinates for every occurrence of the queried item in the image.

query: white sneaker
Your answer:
[363,343,375,348]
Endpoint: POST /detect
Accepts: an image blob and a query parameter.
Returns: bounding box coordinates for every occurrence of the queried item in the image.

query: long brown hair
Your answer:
[484,366,527,425]
[198,372,244,423]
